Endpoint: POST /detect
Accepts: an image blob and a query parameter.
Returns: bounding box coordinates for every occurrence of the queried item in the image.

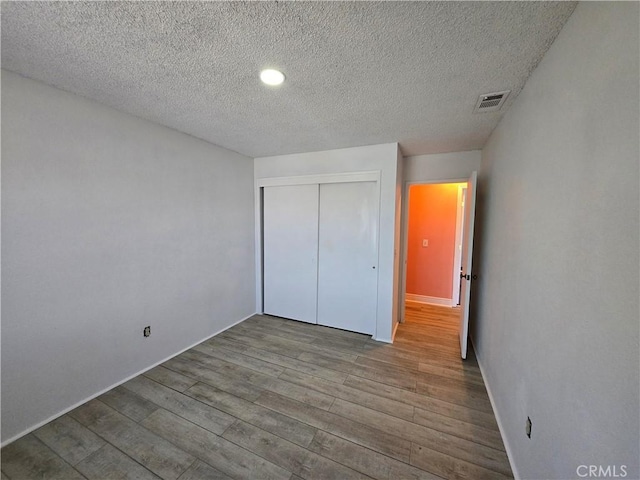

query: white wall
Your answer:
[254,143,400,342]
[1,71,257,444]
[473,3,639,479]
[403,150,481,183]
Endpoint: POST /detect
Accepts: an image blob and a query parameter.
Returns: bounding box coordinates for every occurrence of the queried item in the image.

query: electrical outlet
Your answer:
[526,416,532,438]
[143,326,151,337]
[422,239,429,247]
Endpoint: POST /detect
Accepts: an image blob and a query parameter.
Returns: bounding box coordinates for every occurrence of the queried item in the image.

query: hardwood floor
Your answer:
[1,302,512,480]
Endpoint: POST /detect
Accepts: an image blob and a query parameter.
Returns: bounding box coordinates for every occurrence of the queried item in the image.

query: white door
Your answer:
[317,182,378,334]
[263,184,319,324]
[452,186,466,306]
[459,172,478,359]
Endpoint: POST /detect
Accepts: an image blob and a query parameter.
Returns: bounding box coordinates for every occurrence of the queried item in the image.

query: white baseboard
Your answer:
[1,312,257,448]
[470,336,521,480]
[405,293,454,307]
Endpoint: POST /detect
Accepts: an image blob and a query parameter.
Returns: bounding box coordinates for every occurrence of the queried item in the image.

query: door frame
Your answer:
[255,170,382,335]
[399,177,469,323]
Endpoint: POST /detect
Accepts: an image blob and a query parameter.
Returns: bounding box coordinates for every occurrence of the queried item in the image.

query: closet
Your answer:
[263,180,379,335]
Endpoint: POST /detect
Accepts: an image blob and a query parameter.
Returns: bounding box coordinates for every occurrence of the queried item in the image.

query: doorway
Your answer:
[402,181,467,345]
[402,181,467,317]
[399,172,478,360]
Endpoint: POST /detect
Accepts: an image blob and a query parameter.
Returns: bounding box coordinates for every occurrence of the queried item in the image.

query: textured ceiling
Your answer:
[1,1,576,158]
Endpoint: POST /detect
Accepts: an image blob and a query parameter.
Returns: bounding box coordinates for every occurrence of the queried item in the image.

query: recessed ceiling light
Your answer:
[260,69,285,86]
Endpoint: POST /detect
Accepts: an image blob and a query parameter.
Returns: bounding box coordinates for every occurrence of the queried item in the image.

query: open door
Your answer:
[459,171,477,359]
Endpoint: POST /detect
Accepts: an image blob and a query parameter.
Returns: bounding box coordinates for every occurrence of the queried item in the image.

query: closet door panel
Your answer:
[317,182,378,334]
[263,184,319,323]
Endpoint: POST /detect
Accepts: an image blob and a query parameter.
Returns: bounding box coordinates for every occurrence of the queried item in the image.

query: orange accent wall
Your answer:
[406,183,462,299]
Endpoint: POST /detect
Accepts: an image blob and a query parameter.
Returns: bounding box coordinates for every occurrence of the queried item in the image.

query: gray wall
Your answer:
[473,3,639,479]
[1,70,257,444]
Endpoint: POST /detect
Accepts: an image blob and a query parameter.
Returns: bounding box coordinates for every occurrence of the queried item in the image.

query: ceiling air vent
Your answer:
[474,90,510,113]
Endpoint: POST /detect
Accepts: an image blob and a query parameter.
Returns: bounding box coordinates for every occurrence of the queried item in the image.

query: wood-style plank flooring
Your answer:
[1,301,512,479]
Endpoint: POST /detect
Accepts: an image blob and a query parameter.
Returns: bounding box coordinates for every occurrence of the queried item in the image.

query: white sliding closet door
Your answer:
[263,184,319,324]
[317,182,378,334]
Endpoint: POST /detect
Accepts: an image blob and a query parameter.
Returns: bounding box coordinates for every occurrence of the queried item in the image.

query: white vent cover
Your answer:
[474,90,510,113]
